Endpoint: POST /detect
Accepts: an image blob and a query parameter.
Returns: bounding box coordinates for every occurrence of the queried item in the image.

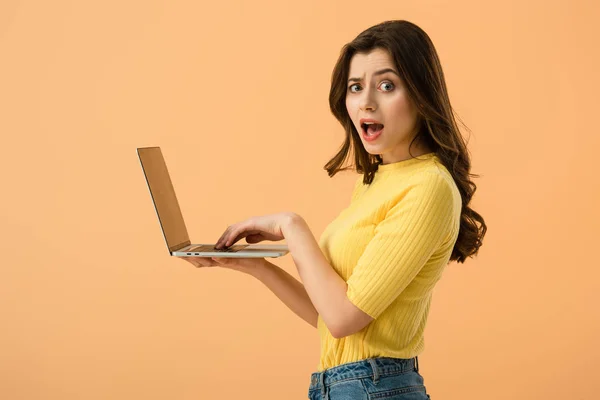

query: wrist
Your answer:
[281,212,302,237]
[251,259,274,280]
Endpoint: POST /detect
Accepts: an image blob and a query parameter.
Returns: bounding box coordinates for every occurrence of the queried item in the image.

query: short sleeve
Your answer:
[346,172,456,319]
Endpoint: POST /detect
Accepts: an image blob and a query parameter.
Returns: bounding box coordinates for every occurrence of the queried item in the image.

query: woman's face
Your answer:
[345,48,428,164]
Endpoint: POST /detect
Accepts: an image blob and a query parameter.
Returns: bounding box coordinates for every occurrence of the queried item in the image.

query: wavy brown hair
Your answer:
[324,20,486,263]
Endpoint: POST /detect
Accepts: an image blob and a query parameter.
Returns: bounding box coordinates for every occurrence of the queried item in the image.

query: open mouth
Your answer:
[361,123,385,136]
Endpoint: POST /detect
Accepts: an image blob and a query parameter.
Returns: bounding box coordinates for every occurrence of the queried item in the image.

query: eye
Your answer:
[381,82,394,91]
[347,81,395,93]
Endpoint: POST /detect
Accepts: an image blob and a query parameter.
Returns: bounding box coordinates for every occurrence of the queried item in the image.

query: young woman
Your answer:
[180,19,486,400]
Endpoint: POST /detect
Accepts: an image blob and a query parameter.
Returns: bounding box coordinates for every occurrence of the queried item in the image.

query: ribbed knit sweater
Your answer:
[316,152,462,371]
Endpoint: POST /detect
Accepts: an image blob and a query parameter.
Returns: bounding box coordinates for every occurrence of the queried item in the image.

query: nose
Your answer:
[358,89,377,112]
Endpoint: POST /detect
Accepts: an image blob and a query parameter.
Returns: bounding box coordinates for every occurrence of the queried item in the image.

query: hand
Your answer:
[214,212,295,249]
[178,256,267,276]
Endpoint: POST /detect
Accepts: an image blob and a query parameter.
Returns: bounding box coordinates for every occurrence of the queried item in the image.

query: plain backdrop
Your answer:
[1,0,598,399]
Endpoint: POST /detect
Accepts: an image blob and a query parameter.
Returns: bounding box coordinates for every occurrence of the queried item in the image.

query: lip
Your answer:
[359,118,383,125]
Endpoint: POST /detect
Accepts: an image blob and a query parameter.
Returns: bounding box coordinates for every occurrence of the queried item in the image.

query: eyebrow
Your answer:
[348,68,400,83]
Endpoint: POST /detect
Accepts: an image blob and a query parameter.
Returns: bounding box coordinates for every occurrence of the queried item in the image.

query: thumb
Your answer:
[245,233,264,243]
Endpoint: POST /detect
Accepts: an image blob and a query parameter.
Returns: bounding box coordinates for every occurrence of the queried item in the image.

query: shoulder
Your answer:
[409,158,460,200]
[408,165,452,193]
[404,161,462,233]
[401,162,462,232]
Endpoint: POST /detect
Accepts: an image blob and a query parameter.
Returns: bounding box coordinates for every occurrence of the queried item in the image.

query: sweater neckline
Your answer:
[376,152,437,173]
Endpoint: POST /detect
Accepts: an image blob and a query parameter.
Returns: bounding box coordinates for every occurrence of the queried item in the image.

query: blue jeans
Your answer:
[307,356,431,399]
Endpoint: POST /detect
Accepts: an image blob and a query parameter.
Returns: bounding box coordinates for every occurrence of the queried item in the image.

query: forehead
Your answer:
[348,48,396,73]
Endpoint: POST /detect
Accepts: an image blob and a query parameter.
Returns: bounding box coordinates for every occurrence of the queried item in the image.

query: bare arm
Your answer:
[251,260,318,329]
[281,214,374,338]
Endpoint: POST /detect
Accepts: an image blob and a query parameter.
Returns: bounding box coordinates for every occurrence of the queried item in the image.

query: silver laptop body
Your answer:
[137,146,289,258]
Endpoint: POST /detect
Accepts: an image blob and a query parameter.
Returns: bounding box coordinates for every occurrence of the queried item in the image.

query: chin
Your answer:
[363,148,383,158]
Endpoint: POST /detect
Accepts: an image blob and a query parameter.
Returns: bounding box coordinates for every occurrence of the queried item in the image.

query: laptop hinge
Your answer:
[171,240,191,252]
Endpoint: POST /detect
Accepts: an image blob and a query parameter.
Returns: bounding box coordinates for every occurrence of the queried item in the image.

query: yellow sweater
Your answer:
[316,152,462,371]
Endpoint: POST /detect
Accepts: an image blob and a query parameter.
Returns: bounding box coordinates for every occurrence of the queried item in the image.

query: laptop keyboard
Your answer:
[185,244,249,253]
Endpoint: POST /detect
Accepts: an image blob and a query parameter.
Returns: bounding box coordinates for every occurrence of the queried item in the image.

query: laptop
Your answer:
[137,146,290,258]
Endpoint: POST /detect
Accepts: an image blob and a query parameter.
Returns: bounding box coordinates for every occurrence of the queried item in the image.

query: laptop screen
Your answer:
[137,147,190,253]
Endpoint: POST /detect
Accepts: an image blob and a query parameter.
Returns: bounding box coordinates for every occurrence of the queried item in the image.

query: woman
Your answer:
[180,19,487,400]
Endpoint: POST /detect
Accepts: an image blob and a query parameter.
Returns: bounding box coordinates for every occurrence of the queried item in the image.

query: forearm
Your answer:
[281,214,350,337]
[252,260,318,328]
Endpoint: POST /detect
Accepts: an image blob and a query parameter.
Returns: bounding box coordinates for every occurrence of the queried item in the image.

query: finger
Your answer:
[190,257,213,267]
[216,226,233,248]
[225,224,254,247]
[190,259,204,268]
[178,257,196,266]
[245,233,264,243]
[220,219,255,247]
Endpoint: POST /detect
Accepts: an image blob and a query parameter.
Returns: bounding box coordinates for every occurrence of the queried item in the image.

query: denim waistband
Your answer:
[309,356,419,390]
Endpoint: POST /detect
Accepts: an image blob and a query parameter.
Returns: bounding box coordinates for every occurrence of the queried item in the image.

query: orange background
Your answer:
[1,1,599,399]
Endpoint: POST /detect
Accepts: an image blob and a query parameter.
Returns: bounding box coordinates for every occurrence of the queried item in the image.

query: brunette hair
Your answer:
[324,20,486,263]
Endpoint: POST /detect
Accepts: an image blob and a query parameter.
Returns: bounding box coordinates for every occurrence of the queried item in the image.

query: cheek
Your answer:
[386,96,413,123]
[345,96,353,114]
[391,93,410,112]
[345,100,354,125]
